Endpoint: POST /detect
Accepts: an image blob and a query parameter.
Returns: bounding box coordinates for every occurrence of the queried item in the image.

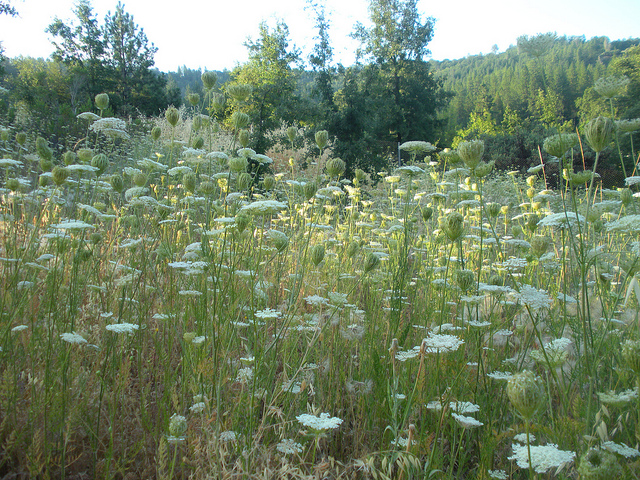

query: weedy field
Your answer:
[1,82,640,479]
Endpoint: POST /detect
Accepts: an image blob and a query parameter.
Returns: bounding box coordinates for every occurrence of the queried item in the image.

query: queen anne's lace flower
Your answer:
[509,443,576,473]
[296,412,343,430]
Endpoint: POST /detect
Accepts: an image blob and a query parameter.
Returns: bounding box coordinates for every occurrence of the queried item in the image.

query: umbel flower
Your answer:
[584,116,615,153]
[296,412,343,431]
[594,75,630,99]
[509,443,576,474]
[457,140,484,170]
[577,448,622,479]
[507,370,545,420]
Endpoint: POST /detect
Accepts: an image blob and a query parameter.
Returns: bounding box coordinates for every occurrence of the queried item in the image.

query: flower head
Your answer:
[509,443,576,474]
[296,412,343,431]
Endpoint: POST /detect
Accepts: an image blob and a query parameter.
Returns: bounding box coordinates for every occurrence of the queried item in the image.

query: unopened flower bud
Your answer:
[507,370,545,420]
[530,235,550,258]
[201,71,218,90]
[211,93,225,112]
[91,153,109,176]
[364,252,381,274]
[267,229,289,253]
[457,140,484,170]
[237,172,251,191]
[227,83,252,102]
[286,126,297,143]
[263,175,275,191]
[578,448,623,479]
[311,244,325,266]
[165,107,180,127]
[193,136,204,150]
[199,181,216,196]
[445,211,464,242]
[584,116,615,153]
[15,132,26,146]
[187,93,200,107]
[303,181,317,201]
[620,188,633,206]
[621,339,640,376]
[238,129,250,148]
[77,148,93,163]
[326,158,346,178]
[133,173,147,187]
[52,165,69,186]
[231,111,250,130]
[422,206,433,222]
[110,174,124,193]
[486,202,501,218]
[543,133,579,158]
[235,214,250,233]
[36,136,52,162]
[454,269,475,292]
[228,157,248,173]
[474,160,494,178]
[315,130,329,151]
[63,151,76,166]
[95,93,109,111]
[183,172,196,193]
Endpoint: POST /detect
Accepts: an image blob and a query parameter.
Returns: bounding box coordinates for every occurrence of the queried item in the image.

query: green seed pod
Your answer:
[63,151,76,166]
[311,244,325,266]
[187,93,200,107]
[183,172,196,193]
[527,214,539,233]
[199,180,216,196]
[91,153,109,176]
[474,160,494,178]
[354,168,366,183]
[507,370,545,420]
[193,136,204,150]
[77,148,93,163]
[530,235,550,258]
[227,83,252,102]
[445,211,465,242]
[52,165,70,186]
[584,116,615,153]
[454,269,475,293]
[0,129,9,142]
[110,174,124,193]
[211,93,225,112]
[39,158,53,173]
[570,170,593,187]
[36,136,53,162]
[346,241,359,258]
[15,132,26,146]
[263,175,275,191]
[620,188,633,206]
[95,93,109,111]
[201,70,218,90]
[192,115,203,132]
[165,106,180,127]
[422,206,433,222]
[238,129,250,148]
[543,133,579,158]
[228,156,248,173]
[457,139,484,170]
[621,339,640,376]
[5,178,20,191]
[315,130,329,151]
[90,232,103,245]
[39,175,52,187]
[526,175,537,187]
[486,202,501,218]
[237,172,251,191]
[133,172,147,187]
[235,214,250,233]
[326,157,346,178]
[286,126,297,143]
[363,252,381,274]
[231,111,250,130]
[74,248,93,264]
[303,181,317,201]
[151,126,162,141]
[488,274,504,286]
[578,448,623,479]
[267,229,289,253]
[526,187,536,199]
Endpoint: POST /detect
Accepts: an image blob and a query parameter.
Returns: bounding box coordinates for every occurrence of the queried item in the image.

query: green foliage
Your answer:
[227,21,303,153]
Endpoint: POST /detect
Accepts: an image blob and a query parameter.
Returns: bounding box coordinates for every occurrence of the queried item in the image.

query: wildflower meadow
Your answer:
[1,75,640,479]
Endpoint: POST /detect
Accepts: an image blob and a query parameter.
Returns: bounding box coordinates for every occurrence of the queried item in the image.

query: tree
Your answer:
[228,20,301,153]
[47,0,169,116]
[47,0,107,108]
[103,2,158,115]
[352,0,448,149]
[0,0,17,17]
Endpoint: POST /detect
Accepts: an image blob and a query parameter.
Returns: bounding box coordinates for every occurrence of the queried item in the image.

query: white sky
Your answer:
[1,0,639,73]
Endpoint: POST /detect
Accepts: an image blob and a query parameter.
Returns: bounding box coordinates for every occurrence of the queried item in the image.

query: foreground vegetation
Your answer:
[0,73,639,478]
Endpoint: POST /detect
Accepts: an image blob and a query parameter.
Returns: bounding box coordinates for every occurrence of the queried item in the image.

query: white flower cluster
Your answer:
[516,284,551,311]
[239,200,288,216]
[509,443,576,474]
[296,412,343,431]
[90,117,129,139]
[606,214,640,233]
[105,323,139,334]
[60,332,87,344]
[537,211,584,229]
